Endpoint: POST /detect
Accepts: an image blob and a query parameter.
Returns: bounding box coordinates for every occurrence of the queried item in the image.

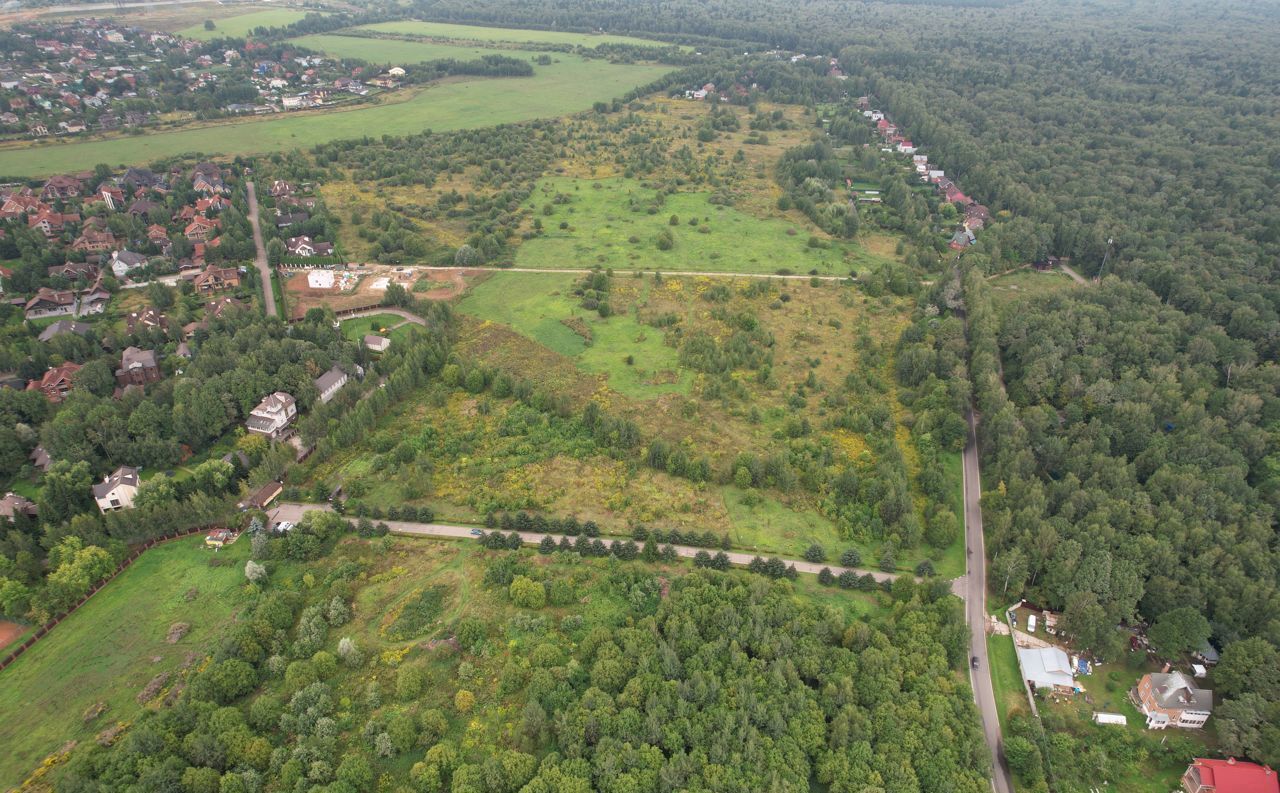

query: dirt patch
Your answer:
[560,316,593,343]
[422,635,460,653]
[96,723,126,746]
[183,587,199,602]
[165,622,190,644]
[82,702,107,723]
[136,672,170,705]
[0,619,24,650]
[413,268,467,300]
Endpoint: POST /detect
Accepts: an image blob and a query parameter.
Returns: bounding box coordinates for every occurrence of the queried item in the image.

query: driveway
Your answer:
[245,181,276,317]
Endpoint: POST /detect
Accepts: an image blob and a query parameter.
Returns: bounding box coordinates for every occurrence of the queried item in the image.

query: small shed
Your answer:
[242,480,283,510]
[205,528,231,547]
[1092,712,1127,726]
[1192,663,1207,679]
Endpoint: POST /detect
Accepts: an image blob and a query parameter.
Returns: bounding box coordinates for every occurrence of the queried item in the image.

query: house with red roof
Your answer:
[1182,758,1279,793]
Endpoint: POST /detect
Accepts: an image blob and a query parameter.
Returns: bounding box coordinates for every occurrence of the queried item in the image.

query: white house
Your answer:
[246,391,297,440]
[93,465,140,512]
[387,66,406,77]
[364,334,390,353]
[110,249,148,279]
[314,365,348,404]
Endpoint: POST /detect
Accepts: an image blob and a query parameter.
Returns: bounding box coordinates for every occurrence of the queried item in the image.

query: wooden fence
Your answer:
[286,301,384,324]
[0,526,211,672]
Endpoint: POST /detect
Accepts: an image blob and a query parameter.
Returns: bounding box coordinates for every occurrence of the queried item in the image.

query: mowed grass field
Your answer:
[517,177,859,275]
[358,20,666,48]
[179,8,313,39]
[458,271,690,399]
[0,59,671,177]
[0,538,251,789]
[287,33,551,64]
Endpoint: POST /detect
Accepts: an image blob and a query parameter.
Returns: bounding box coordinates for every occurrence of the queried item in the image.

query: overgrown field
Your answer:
[307,268,964,577]
[356,20,666,48]
[178,8,313,39]
[286,33,555,65]
[0,58,671,177]
[0,538,254,788]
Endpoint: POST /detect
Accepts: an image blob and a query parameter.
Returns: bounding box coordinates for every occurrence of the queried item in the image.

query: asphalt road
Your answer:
[961,409,1014,793]
[245,181,276,318]
[270,502,904,583]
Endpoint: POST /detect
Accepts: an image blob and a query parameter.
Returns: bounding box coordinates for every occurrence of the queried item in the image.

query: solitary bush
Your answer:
[509,576,546,609]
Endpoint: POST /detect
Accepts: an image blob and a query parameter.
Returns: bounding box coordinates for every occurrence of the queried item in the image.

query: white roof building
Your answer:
[1017,646,1074,691]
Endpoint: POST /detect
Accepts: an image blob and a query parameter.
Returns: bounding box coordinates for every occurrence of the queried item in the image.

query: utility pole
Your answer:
[1095,237,1114,282]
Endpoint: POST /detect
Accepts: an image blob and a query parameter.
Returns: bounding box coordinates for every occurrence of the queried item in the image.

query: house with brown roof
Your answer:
[190,263,239,294]
[146,223,170,242]
[1182,757,1279,793]
[184,215,219,240]
[1133,670,1213,730]
[41,174,83,200]
[25,287,77,319]
[70,228,117,253]
[28,208,78,237]
[27,361,81,401]
[77,279,110,316]
[0,492,37,521]
[126,307,168,335]
[47,261,99,281]
[115,346,161,386]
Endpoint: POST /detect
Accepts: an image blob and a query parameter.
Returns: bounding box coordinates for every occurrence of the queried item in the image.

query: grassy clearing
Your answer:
[988,266,1079,308]
[286,33,552,65]
[179,9,313,39]
[0,538,253,788]
[0,60,672,177]
[358,20,667,48]
[342,312,410,340]
[517,177,858,275]
[986,632,1026,731]
[457,271,690,400]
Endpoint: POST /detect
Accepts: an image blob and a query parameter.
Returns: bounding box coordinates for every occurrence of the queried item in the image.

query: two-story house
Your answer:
[246,391,297,440]
[115,346,161,386]
[93,465,139,512]
[1133,670,1213,730]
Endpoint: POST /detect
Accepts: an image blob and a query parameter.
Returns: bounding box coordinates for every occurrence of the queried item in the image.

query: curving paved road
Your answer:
[269,502,904,583]
[245,181,276,317]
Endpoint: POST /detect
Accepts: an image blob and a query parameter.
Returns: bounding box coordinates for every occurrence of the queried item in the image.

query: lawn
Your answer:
[0,538,252,789]
[457,271,691,399]
[179,9,313,39]
[287,33,552,65]
[986,632,1025,730]
[0,60,672,177]
[357,20,668,48]
[516,177,859,275]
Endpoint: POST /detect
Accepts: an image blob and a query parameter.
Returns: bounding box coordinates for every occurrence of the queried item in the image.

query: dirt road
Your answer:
[245,181,276,317]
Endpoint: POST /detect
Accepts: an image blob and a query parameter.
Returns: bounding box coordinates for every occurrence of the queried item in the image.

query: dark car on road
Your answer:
[972,656,980,669]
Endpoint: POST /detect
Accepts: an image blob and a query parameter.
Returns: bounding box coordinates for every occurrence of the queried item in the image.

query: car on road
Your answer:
[971,656,980,669]
[469,528,483,536]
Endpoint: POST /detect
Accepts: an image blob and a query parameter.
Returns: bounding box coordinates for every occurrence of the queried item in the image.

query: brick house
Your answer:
[27,361,81,401]
[1133,670,1213,729]
[115,346,161,386]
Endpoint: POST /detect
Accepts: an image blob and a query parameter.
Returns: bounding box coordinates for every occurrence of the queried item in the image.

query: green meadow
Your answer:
[457,271,691,399]
[517,177,862,275]
[287,33,552,64]
[357,20,667,48]
[0,60,671,178]
[179,9,313,40]
[0,538,253,788]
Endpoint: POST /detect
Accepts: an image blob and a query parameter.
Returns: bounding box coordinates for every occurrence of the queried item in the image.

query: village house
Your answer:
[286,235,333,257]
[37,318,90,342]
[269,179,294,197]
[189,263,240,294]
[0,492,38,522]
[28,208,79,237]
[115,346,161,386]
[109,249,148,278]
[47,260,98,281]
[25,287,76,319]
[1133,670,1213,730]
[41,173,82,200]
[29,446,50,472]
[314,365,348,404]
[364,334,390,353]
[27,361,81,401]
[1182,757,1278,793]
[245,391,297,441]
[949,229,977,250]
[77,279,110,315]
[70,227,117,253]
[92,465,139,512]
[183,215,219,240]
[125,306,168,335]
